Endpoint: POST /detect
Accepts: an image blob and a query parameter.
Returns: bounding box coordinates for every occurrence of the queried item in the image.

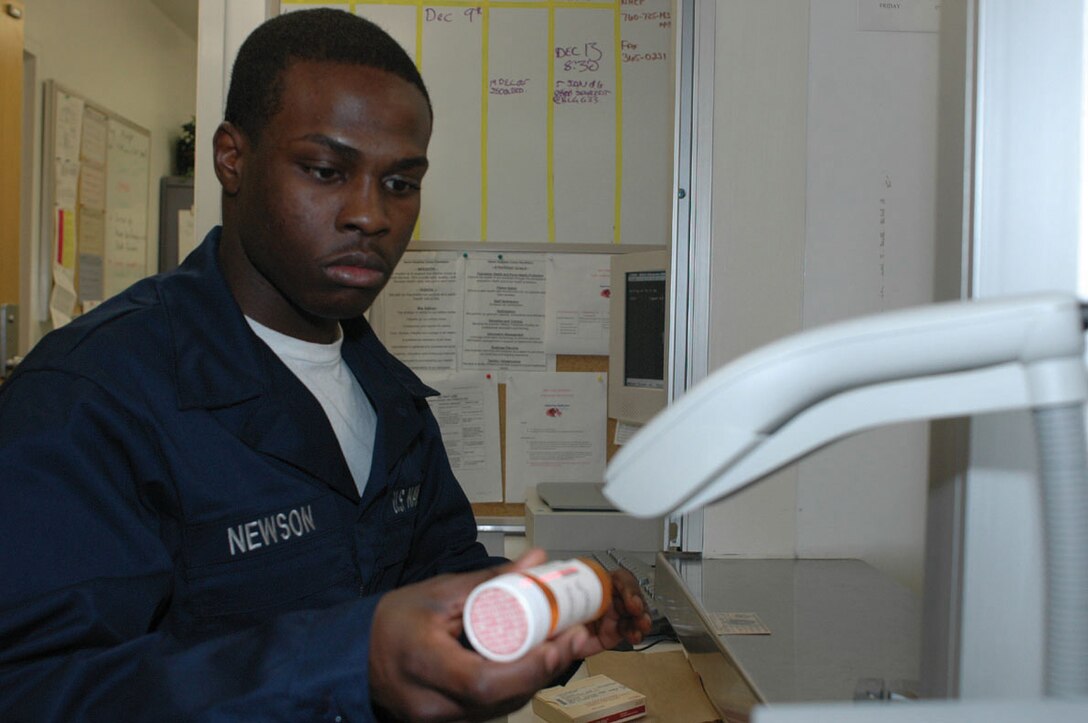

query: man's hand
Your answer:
[572,564,654,660]
[368,549,588,722]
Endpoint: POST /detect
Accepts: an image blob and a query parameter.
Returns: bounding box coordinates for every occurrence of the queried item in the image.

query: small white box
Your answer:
[532,674,647,723]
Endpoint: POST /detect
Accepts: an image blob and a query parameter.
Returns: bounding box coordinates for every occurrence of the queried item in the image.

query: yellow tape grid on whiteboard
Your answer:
[480,4,490,242]
[611,1,623,246]
[547,2,556,245]
[282,0,624,244]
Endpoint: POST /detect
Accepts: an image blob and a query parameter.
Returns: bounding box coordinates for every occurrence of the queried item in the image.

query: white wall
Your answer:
[193,0,271,243]
[956,0,1087,699]
[698,0,808,563]
[700,0,941,594]
[796,0,938,593]
[22,0,197,346]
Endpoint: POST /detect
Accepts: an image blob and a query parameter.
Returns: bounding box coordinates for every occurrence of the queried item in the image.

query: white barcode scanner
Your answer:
[604,293,1088,700]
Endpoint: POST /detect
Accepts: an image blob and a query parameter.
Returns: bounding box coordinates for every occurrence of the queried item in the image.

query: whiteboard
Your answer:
[282,0,676,246]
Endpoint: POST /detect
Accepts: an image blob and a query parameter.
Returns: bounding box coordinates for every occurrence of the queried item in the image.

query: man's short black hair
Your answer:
[225,8,431,143]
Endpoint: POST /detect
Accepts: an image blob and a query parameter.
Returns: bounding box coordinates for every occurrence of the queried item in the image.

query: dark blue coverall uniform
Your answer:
[0,228,493,721]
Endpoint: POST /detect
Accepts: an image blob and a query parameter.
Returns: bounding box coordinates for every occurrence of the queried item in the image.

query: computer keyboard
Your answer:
[589,549,669,636]
[591,549,654,597]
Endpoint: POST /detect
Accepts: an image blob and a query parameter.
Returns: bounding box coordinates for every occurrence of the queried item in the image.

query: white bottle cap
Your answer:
[463,572,551,663]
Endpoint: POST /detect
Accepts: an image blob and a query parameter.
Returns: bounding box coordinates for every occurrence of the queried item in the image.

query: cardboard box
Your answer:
[532,674,647,723]
[585,650,726,723]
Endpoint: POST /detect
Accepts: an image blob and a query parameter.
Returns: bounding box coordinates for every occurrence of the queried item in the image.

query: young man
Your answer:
[0,9,650,721]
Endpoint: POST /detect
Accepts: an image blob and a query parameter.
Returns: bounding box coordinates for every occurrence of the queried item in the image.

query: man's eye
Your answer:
[384,176,421,194]
[306,166,341,182]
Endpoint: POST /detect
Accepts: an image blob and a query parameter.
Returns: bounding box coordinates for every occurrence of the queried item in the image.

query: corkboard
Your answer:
[471,354,619,518]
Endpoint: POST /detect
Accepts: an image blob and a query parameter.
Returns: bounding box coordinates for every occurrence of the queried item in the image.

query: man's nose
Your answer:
[337,176,390,235]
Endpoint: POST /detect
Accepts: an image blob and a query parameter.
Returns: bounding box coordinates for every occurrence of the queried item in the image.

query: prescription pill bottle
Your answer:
[463,558,612,663]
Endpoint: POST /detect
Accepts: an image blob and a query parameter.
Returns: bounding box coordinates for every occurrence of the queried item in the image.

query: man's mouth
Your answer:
[323,251,388,288]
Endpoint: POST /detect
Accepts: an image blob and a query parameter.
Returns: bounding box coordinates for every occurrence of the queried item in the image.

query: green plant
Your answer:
[176,118,196,176]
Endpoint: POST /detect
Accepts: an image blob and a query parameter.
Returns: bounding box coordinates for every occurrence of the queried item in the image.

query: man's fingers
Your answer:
[507,547,548,572]
[419,550,549,621]
[408,632,575,720]
[448,547,548,595]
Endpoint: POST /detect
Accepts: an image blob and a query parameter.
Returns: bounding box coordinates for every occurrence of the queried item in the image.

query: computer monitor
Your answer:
[608,249,670,424]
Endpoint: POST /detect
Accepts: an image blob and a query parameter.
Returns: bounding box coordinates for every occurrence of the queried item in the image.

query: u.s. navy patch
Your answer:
[392,484,421,515]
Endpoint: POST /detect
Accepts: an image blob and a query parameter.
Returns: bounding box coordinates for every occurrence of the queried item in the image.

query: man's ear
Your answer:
[213,122,247,196]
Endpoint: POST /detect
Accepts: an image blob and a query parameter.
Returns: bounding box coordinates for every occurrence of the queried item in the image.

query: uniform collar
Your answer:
[160,226,268,411]
[159,227,438,497]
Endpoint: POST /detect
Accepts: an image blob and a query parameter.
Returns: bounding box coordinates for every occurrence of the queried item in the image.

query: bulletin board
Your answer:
[370,246,663,517]
[475,352,614,517]
[281,0,676,246]
[41,80,151,324]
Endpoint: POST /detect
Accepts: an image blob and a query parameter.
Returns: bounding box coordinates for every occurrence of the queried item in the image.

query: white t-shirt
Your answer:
[246,317,376,496]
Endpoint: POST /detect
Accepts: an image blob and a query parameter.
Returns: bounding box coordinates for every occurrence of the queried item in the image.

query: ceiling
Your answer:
[150,0,198,41]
